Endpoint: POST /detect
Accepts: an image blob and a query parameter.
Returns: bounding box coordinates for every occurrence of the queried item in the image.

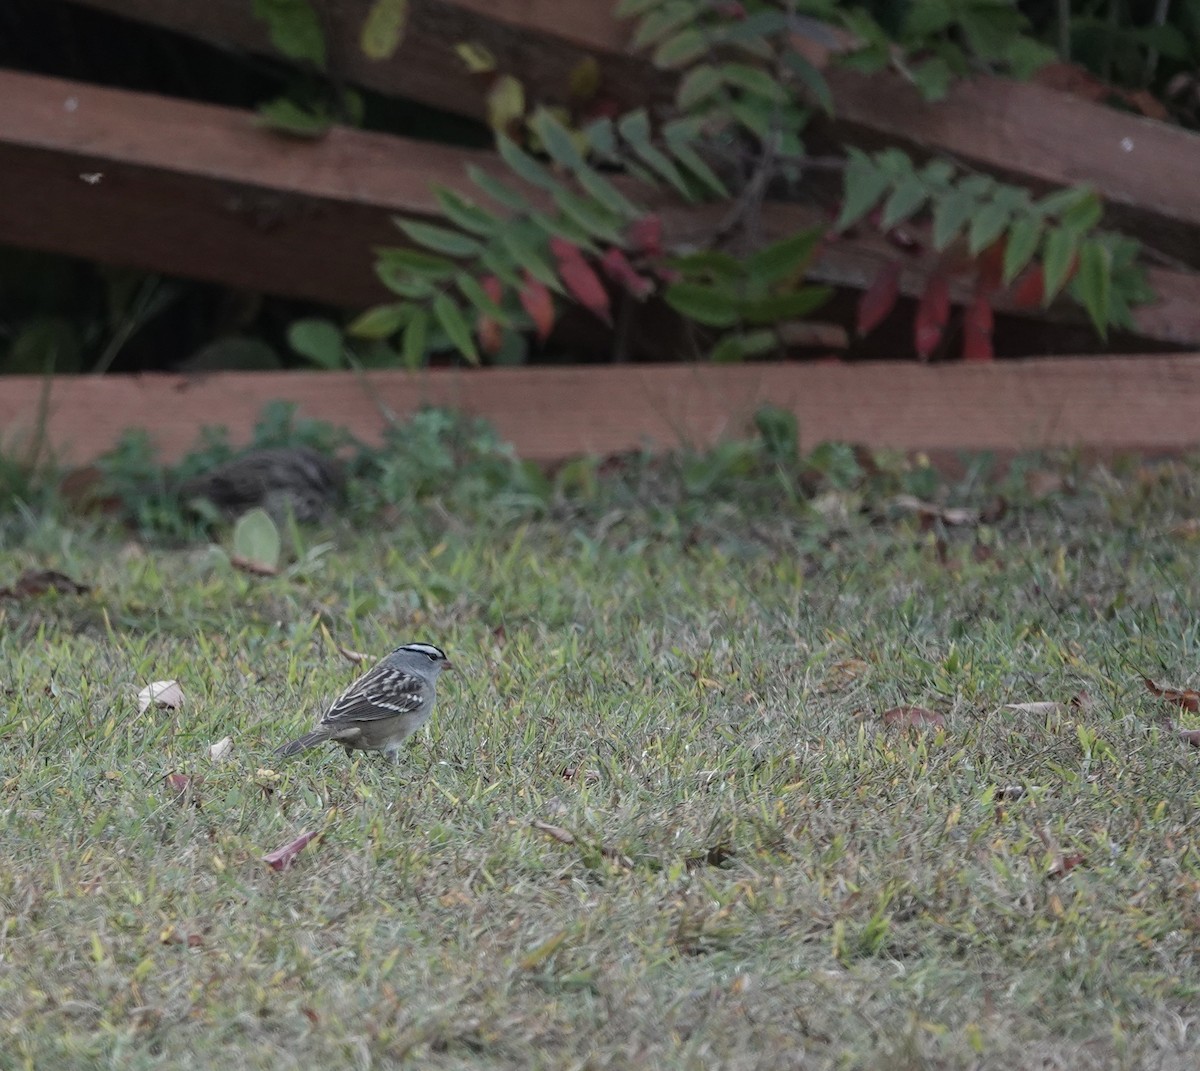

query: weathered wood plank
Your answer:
[2,358,1198,466]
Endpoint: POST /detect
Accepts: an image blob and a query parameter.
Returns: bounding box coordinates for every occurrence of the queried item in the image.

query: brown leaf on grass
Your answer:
[229,555,279,577]
[0,569,90,599]
[1048,852,1086,879]
[530,819,630,867]
[1143,677,1200,713]
[882,706,946,730]
[1178,729,1200,747]
[164,773,201,806]
[302,1007,320,1025]
[138,680,184,714]
[337,645,372,665]
[560,766,601,785]
[262,830,320,872]
[892,495,979,527]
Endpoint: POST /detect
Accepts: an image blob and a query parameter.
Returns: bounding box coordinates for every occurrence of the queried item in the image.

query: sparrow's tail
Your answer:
[274,728,331,758]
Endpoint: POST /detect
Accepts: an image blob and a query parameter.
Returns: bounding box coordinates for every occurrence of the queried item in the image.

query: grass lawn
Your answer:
[3,447,1200,1069]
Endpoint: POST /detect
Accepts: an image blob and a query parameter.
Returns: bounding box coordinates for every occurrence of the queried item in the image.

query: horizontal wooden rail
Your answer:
[2,358,1198,466]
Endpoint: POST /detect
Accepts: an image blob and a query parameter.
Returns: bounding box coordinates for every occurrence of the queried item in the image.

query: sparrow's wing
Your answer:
[319,663,427,724]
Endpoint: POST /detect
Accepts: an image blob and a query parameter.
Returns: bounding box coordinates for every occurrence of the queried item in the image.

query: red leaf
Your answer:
[882,706,946,730]
[518,272,555,342]
[1144,677,1200,713]
[1010,266,1044,309]
[627,215,663,258]
[262,830,320,872]
[476,275,504,355]
[977,240,1006,294]
[549,237,612,324]
[600,247,653,299]
[856,260,901,336]
[914,273,950,360]
[962,290,994,362]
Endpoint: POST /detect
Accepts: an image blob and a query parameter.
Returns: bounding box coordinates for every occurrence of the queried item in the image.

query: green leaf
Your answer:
[783,50,834,114]
[837,149,890,230]
[1060,192,1104,236]
[709,330,777,362]
[552,188,624,243]
[479,247,523,289]
[664,283,740,327]
[433,294,479,363]
[360,0,408,60]
[912,56,954,101]
[254,98,332,138]
[287,318,343,369]
[456,273,510,324]
[1035,186,1093,219]
[718,62,787,102]
[574,166,642,221]
[633,1,694,49]
[434,188,501,237]
[467,164,529,211]
[1075,240,1112,338]
[662,127,728,197]
[581,117,617,159]
[232,508,281,573]
[968,201,1012,255]
[252,0,325,68]
[931,186,978,250]
[500,226,563,293]
[346,304,410,340]
[497,136,562,192]
[677,65,725,110]
[654,28,708,69]
[667,251,744,283]
[618,111,693,198]
[374,247,457,280]
[739,287,832,324]
[745,231,822,288]
[1002,217,1042,285]
[881,176,929,229]
[528,109,590,174]
[401,309,428,368]
[395,220,482,258]
[1042,226,1078,304]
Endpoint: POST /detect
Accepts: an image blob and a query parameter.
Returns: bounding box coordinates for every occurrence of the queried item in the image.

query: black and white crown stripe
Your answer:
[397,642,449,662]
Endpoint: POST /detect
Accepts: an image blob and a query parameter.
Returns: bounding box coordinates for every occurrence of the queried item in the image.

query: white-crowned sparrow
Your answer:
[275,642,451,763]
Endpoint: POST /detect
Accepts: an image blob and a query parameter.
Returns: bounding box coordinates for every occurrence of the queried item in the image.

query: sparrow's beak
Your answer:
[441,659,454,671]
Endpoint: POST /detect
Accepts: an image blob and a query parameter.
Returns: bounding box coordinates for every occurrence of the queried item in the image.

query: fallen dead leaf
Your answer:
[139,680,184,714]
[530,819,631,867]
[1143,677,1200,713]
[337,645,372,665]
[208,736,233,762]
[230,555,279,577]
[892,495,979,527]
[1048,852,1086,879]
[882,706,946,730]
[262,830,321,872]
[560,767,601,785]
[1004,702,1062,715]
[1178,729,1200,747]
[164,773,201,805]
[0,569,90,599]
